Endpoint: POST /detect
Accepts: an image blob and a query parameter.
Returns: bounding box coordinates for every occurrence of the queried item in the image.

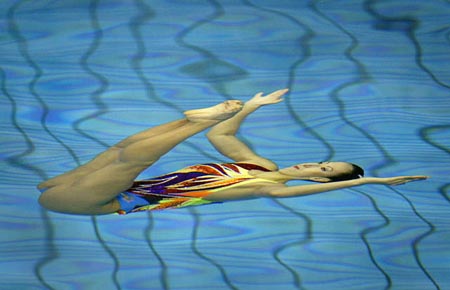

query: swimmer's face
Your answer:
[279,162,355,182]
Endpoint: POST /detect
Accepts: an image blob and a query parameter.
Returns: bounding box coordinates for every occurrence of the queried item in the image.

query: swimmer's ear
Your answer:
[308,177,332,183]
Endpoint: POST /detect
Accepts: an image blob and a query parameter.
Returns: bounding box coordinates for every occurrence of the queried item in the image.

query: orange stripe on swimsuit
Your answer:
[116,162,276,214]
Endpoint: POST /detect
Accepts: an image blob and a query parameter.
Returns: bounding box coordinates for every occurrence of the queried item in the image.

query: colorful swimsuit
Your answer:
[116,163,277,215]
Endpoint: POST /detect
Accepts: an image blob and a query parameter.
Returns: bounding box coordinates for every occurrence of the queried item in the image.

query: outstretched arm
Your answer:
[207,89,288,170]
[262,176,428,198]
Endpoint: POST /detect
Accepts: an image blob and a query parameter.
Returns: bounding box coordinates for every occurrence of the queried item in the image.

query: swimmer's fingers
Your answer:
[248,88,288,106]
[363,175,429,186]
[389,175,429,185]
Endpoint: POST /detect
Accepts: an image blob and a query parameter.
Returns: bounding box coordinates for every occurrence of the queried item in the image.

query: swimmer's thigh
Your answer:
[39,161,149,215]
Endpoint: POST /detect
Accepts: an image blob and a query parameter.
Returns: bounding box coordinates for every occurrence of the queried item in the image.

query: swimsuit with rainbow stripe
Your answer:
[116,163,276,214]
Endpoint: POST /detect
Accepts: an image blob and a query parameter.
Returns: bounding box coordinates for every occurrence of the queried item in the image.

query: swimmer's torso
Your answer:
[116,162,279,214]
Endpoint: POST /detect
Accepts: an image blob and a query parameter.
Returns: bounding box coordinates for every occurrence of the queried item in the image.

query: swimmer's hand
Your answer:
[247,88,288,106]
[361,175,428,186]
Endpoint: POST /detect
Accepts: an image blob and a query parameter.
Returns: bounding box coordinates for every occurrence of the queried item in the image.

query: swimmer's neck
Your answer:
[249,169,292,183]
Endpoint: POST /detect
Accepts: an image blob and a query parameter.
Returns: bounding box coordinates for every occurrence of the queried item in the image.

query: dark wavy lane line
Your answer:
[91,214,122,290]
[362,1,445,288]
[144,213,169,290]
[128,0,226,163]
[129,0,229,162]
[74,1,121,289]
[129,1,227,286]
[243,0,335,162]
[271,200,313,290]
[175,0,248,99]
[311,0,396,175]
[127,2,173,287]
[420,125,450,204]
[310,2,398,287]
[189,208,239,290]
[364,0,450,90]
[1,65,57,290]
[391,187,440,290]
[6,1,64,289]
[354,174,441,289]
[92,217,121,290]
[7,0,81,166]
[354,189,392,289]
[9,0,121,288]
[1,52,47,181]
[439,184,450,204]
[171,1,251,286]
[129,0,184,112]
[74,0,110,148]
[171,0,251,159]
[238,1,330,288]
[314,2,442,288]
[419,125,450,156]
[175,0,223,60]
[129,2,240,288]
[415,124,450,289]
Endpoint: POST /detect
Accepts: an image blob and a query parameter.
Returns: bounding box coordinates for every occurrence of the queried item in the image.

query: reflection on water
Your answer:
[1,0,449,289]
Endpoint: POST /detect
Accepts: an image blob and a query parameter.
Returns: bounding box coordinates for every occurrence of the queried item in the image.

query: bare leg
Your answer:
[115,119,193,148]
[37,101,244,190]
[39,99,250,190]
[37,119,192,190]
[38,100,243,215]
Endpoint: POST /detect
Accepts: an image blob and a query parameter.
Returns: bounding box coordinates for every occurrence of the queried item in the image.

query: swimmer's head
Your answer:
[326,162,364,182]
[279,161,364,183]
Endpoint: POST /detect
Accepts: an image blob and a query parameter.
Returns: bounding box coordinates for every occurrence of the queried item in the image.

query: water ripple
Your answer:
[144,212,169,290]
[417,125,450,288]
[129,0,183,112]
[2,1,447,289]
[189,208,239,290]
[361,2,447,288]
[5,1,69,289]
[238,2,323,288]
[243,0,335,162]
[126,2,171,287]
[1,62,58,290]
[364,0,450,90]
[271,200,312,290]
[127,1,230,286]
[392,187,440,289]
[74,0,110,149]
[310,2,398,286]
[74,1,121,288]
[354,189,392,289]
[176,0,248,99]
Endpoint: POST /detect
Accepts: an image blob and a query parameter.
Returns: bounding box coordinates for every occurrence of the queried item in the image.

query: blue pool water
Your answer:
[1,0,449,289]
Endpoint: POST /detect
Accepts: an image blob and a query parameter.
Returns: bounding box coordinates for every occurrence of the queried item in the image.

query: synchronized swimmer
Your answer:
[37,89,427,215]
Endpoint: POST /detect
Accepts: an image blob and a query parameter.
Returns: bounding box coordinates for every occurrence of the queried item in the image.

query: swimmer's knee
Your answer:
[37,186,75,214]
[37,183,121,215]
[37,180,51,191]
[37,188,56,212]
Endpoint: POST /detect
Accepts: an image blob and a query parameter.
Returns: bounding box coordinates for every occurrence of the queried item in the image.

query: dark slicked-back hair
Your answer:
[327,163,364,182]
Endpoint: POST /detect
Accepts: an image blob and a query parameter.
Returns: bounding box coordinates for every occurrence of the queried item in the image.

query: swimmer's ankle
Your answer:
[184,100,243,122]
